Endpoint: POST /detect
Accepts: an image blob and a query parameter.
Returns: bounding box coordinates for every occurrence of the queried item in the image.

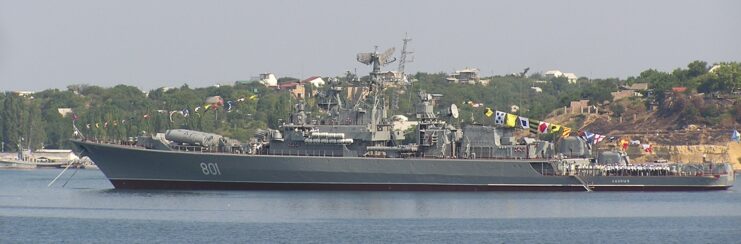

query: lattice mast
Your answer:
[398,33,414,77]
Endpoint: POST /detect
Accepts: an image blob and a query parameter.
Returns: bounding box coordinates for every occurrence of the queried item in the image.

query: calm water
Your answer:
[1,169,741,243]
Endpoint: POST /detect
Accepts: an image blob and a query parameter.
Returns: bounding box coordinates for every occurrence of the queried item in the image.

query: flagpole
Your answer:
[552,132,560,160]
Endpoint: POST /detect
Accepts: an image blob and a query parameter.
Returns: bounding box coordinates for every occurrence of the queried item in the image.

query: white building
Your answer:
[259,73,278,87]
[447,68,490,85]
[544,70,563,78]
[57,108,73,117]
[12,91,34,97]
[544,70,578,83]
[301,76,326,87]
[562,73,578,83]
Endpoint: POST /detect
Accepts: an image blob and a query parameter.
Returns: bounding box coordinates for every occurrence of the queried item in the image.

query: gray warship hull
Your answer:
[71,140,734,191]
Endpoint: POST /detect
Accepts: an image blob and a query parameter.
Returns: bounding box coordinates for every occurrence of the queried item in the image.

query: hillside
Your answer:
[547,96,735,146]
[543,93,741,168]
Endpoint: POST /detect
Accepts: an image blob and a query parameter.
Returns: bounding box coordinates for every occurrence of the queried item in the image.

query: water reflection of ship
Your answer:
[70,45,734,191]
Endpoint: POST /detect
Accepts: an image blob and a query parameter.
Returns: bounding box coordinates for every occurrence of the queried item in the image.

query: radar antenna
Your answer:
[356,46,396,86]
[449,104,459,119]
[444,103,459,125]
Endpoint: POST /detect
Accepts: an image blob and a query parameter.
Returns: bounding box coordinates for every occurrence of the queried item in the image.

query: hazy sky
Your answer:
[1,0,739,91]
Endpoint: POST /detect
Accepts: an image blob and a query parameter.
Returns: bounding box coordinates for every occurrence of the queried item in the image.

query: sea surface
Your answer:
[1,169,740,243]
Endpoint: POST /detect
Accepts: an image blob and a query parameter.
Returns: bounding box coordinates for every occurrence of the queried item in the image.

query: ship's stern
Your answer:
[725,163,735,188]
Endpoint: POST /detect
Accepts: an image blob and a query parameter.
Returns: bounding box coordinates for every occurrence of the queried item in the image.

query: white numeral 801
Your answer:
[200,162,221,175]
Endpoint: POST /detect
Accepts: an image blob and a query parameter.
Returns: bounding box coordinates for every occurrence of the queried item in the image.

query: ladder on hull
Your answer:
[572,175,593,192]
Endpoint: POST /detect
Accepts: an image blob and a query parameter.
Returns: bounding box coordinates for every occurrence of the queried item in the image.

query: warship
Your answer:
[71,48,734,191]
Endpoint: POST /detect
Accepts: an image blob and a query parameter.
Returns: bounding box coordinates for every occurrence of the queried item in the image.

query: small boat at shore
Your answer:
[0,158,65,169]
[0,149,82,169]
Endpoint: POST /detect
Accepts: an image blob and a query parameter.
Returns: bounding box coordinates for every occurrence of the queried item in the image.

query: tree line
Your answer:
[1,61,739,152]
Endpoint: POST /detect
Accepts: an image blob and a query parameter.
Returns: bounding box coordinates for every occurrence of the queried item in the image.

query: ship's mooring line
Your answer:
[48,162,74,187]
[62,166,81,188]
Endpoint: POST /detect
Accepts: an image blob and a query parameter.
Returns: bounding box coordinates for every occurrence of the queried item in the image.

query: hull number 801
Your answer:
[200,162,222,175]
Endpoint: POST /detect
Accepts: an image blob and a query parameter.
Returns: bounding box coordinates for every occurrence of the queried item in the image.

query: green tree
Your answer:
[26,99,47,150]
[687,60,708,78]
[1,93,24,151]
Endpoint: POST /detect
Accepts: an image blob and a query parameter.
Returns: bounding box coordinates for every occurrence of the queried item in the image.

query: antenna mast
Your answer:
[398,33,413,78]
